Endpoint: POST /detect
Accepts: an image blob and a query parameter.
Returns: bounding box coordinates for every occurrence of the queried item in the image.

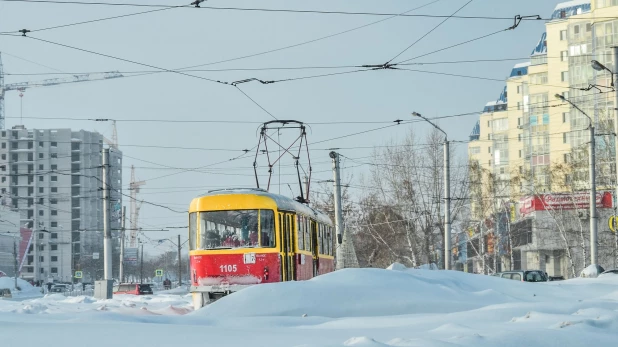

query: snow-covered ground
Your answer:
[1,266,618,346]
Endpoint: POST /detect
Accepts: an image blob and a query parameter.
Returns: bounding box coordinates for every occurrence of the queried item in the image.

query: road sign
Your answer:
[155,269,163,277]
[74,271,83,279]
[93,252,100,260]
[609,216,617,233]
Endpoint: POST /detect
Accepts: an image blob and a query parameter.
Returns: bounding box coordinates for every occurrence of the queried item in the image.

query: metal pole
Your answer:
[480,222,486,274]
[177,234,182,286]
[119,206,126,282]
[102,148,112,280]
[613,46,618,268]
[140,243,144,284]
[444,140,451,270]
[13,237,18,290]
[330,151,345,270]
[590,125,598,265]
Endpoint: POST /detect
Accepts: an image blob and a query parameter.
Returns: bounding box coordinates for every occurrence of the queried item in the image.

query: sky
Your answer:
[0,0,560,256]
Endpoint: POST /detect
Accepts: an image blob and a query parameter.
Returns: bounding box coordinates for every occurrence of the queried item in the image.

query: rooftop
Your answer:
[550,0,591,20]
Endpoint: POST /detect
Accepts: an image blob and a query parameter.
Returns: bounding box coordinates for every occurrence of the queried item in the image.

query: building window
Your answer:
[51,164,57,170]
[519,150,522,158]
[1,143,4,149]
[51,233,58,239]
[517,102,521,110]
[51,210,58,216]
[488,146,492,153]
[39,153,43,159]
[51,221,58,227]
[560,30,567,40]
[519,166,523,174]
[38,198,44,205]
[39,233,44,239]
[563,112,568,123]
[39,141,44,147]
[39,187,44,193]
[39,245,45,251]
[39,256,44,262]
[40,268,44,274]
[51,176,57,182]
[51,267,58,274]
[561,51,568,62]
[39,164,43,170]
[11,142,17,149]
[563,133,568,143]
[39,210,44,216]
[51,141,57,147]
[50,198,58,204]
[51,187,58,193]
[51,245,58,251]
[51,153,58,159]
[561,71,569,82]
[71,142,80,150]
[51,256,58,262]
[518,134,522,142]
[586,23,592,32]
[39,176,43,182]
[564,153,569,163]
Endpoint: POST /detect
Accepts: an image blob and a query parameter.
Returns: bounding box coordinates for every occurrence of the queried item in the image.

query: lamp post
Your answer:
[555,94,598,266]
[157,235,188,286]
[412,112,451,270]
[591,55,618,267]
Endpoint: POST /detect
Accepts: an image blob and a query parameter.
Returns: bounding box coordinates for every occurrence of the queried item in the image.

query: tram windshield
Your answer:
[197,209,275,250]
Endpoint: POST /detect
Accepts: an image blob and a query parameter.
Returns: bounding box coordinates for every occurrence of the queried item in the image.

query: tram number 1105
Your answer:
[219,265,237,273]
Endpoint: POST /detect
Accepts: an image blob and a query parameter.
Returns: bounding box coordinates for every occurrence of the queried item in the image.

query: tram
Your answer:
[188,188,334,309]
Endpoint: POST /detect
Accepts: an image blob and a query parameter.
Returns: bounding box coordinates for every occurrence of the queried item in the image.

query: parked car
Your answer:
[113,283,153,295]
[50,284,69,293]
[0,288,11,298]
[599,269,618,277]
[493,270,548,282]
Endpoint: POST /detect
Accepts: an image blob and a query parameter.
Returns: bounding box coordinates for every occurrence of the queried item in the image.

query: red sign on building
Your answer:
[519,191,613,216]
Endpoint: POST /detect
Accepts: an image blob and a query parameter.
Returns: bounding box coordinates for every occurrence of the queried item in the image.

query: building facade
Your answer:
[466,0,618,277]
[0,126,122,282]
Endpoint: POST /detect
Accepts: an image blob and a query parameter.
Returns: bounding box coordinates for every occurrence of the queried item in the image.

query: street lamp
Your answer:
[555,93,598,266]
[157,235,188,286]
[411,111,452,270]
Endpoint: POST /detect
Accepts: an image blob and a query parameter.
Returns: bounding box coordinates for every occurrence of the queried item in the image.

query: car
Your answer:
[113,283,153,295]
[0,288,11,298]
[599,269,618,277]
[493,270,548,282]
[50,284,69,293]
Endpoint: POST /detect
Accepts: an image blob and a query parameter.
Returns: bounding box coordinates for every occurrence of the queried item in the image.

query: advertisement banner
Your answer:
[519,191,613,216]
[124,248,138,265]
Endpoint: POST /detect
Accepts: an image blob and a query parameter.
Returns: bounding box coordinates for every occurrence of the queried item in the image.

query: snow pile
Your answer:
[196,268,542,318]
[0,277,39,294]
[581,264,605,278]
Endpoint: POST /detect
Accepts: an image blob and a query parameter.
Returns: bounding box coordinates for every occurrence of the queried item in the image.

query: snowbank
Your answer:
[0,277,39,294]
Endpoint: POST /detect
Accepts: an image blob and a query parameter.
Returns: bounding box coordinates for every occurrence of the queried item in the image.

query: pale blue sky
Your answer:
[0,0,559,256]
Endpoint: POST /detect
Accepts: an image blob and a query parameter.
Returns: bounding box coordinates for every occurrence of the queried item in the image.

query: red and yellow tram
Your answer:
[188,188,334,309]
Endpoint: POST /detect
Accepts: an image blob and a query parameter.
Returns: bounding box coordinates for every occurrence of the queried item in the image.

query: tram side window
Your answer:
[326,226,332,256]
[189,212,197,251]
[305,218,311,251]
[297,215,305,250]
[198,209,275,249]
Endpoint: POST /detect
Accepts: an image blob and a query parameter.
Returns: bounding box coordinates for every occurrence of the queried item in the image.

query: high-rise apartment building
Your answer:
[0,126,122,282]
[465,1,618,277]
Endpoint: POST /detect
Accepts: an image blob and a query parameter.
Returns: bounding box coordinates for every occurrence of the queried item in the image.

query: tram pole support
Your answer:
[177,234,182,287]
[119,206,126,283]
[330,151,345,270]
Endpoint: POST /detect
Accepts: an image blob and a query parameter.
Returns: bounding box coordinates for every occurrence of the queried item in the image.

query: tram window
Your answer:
[189,212,197,250]
[198,209,275,249]
[305,219,311,251]
[326,226,332,256]
[297,215,305,250]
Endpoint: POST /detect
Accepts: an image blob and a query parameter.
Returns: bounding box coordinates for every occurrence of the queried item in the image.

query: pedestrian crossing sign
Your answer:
[74,271,83,279]
[155,269,163,277]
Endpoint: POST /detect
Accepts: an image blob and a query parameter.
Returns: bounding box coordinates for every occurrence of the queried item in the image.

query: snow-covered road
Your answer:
[1,267,618,346]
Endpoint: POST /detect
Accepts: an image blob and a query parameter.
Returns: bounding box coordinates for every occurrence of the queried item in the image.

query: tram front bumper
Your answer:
[190,284,253,294]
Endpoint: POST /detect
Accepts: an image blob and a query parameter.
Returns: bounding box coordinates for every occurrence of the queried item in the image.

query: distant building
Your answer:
[465,1,618,277]
[0,126,122,282]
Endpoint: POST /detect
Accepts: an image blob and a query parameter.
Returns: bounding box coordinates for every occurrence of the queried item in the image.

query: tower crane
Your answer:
[129,165,146,248]
[0,52,123,129]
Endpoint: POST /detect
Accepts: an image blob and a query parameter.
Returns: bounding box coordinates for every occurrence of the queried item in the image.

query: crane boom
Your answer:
[0,52,123,129]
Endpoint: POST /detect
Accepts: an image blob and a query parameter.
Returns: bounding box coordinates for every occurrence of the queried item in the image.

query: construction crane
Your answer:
[103,120,118,149]
[129,165,146,248]
[0,52,123,129]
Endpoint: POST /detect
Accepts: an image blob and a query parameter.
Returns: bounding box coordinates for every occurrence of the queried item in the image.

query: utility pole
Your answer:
[102,148,112,280]
[119,206,126,283]
[140,242,144,284]
[412,112,451,270]
[177,234,182,286]
[330,151,345,270]
[13,237,18,290]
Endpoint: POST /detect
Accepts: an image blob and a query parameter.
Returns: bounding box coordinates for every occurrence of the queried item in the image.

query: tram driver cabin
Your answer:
[188,189,334,309]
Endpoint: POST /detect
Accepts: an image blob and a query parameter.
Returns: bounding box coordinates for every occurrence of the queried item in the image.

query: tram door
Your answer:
[279,212,296,281]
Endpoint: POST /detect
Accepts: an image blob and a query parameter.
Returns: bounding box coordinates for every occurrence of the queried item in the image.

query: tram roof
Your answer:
[192,188,333,225]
